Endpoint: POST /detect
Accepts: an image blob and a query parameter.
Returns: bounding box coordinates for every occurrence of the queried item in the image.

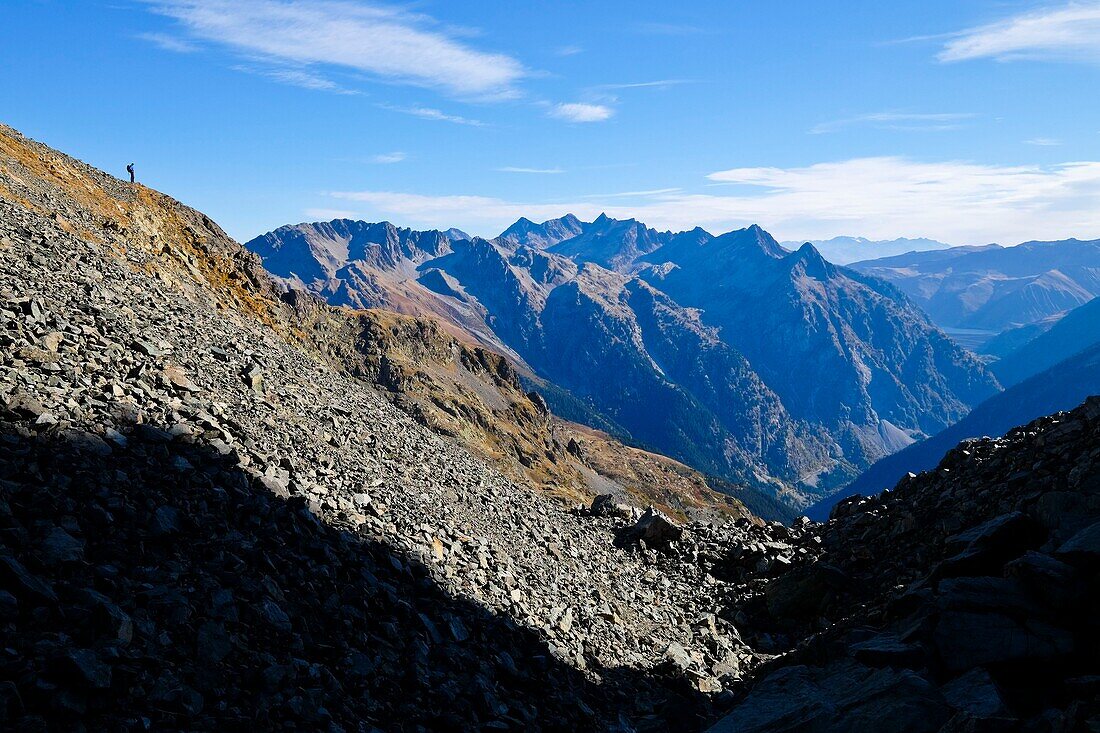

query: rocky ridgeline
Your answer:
[710,398,1100,732]
[0,126,801,729]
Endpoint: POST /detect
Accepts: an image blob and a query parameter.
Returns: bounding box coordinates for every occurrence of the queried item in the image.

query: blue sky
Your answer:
[3,0,1100,245]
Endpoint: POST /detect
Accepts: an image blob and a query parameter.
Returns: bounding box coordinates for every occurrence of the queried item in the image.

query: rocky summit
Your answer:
[2,123,1098,733]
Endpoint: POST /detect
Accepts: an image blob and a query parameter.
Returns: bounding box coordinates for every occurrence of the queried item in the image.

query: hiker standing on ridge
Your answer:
[126,162,135,183]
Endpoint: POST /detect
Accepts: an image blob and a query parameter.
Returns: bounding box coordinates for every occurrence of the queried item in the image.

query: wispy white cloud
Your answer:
[330,157,1100,244]
[582,188,682,198]
[232,65,358,93]
[556,45,583,56]
[940,3,1100,63]
[595,80,692,90]
[144,0,526,97]
[810,112,975,134]
[379,104,487,127]
[496,166,565,174]
[372,151,407,163]
[549,102,614,123]
[1024,137,1062,146]
[137,32,198,53]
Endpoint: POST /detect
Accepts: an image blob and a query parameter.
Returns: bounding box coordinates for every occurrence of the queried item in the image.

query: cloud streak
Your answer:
[232,64,358,93]
[371,151,406,163]
[549,103,614,123]
[582,188,682,198]
[940,3,1100,63]
[137,32,198,53]
[379,104,487,126]
[144,0,526,97]
[330,156,1100,244]
[595,80,693,90]
[810,112,975,134]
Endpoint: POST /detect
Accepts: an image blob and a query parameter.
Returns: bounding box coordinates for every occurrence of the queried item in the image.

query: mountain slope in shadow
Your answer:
[0,413,710,731]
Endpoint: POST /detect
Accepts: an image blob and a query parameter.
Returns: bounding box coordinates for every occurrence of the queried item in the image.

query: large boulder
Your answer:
[1055,520,1100,565]
[589,493,631,519]
[623,506,683,545]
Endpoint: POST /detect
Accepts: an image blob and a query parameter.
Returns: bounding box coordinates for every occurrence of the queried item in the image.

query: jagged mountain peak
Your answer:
[543,215,669,270]
[642,224,787,272]
[497,213,586,249]
[789,240,834,276]
[724,223,788,258]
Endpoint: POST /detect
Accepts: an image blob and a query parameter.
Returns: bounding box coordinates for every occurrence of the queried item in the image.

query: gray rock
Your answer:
[0,590,17,620]
[1055,520,1100,564]
[258,599,292,633]
[151,506,182,537]
[937,511,1039,578]
[707,660,949,733]
[941,668,1007,718]
[626,507,682,545]
[133,339,165,357]
[933,611,1074,672]
[197,620,232,664]
[51,649,111,690]
[590,493,630,519]
[40,527,84,565]
[0,555,57,604]
[848,633,924,669]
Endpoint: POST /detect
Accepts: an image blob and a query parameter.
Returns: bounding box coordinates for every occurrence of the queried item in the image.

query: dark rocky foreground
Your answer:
[0,415,714,731]
[710,398,1100,732]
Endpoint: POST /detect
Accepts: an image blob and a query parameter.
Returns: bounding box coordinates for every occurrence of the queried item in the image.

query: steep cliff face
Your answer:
[0,122,750,524]
[250,215,999,507]
[990,294,1100,388]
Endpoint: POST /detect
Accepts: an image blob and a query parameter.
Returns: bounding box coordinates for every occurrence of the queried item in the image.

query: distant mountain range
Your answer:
[781,235,951,265]
[249,216,998,507]
[849,239,1100,335]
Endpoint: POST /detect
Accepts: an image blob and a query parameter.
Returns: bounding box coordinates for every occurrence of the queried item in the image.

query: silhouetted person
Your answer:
[126,163,135,184]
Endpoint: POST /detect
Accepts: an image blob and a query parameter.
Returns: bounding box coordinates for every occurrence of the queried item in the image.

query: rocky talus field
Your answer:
[1,124,1098,732]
